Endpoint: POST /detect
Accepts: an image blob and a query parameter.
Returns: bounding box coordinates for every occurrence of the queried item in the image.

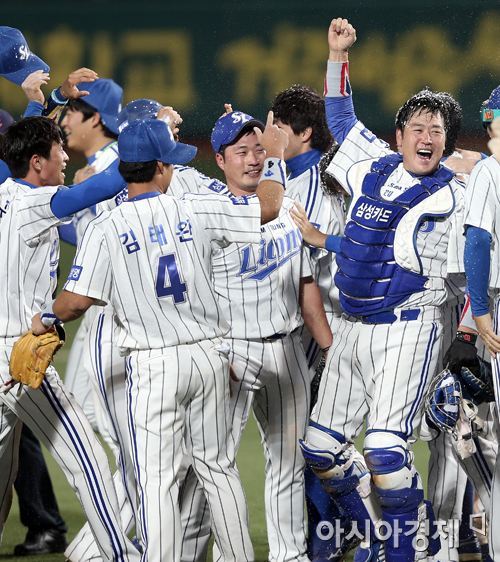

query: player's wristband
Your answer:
[322,345,330,354]
[325,60,351,98]
[51,87,68,105]
[456,331,477,345]
[259,158,286,188]
[40,301,62,327]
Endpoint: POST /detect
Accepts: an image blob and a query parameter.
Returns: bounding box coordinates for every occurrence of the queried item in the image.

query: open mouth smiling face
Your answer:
[396,110,446,176]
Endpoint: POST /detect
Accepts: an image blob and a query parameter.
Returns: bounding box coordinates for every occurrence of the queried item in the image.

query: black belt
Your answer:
[261,326,300,342]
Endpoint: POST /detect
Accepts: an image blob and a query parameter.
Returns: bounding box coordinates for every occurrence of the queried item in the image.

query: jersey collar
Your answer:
[88,140,118,165]
[16,178,39,189]
[287,149,323,179]
[127,191,162,203]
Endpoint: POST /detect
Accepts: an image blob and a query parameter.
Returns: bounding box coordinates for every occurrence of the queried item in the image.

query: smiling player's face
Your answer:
[38,141,69,186]
[396,110,446,176]
[216,131,266,196]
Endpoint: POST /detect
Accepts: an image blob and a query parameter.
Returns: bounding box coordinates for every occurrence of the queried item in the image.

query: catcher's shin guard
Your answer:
[375,478,440,562]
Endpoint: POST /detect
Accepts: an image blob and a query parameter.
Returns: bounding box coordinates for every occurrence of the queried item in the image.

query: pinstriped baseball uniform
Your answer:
[313,110,466,459]
[64,190,262,562]
[66,163,223,562]
[179,195,316,562]
[0,178,140,562]
[464,155,500,560]
[286,150,345,367]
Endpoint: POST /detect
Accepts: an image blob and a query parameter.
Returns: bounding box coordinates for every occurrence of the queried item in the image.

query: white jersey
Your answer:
[212,196,312,339]
[169,165,232,198]
[287,159,345,317]
[74,141,121,240]
[64,191,261,352]
[0,178,68,337]
[327,120,466,310]
[463,155,500,288]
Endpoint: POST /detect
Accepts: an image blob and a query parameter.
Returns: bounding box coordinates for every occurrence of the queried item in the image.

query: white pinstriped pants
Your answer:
[0,349,140,562]
[126,338,253,562]
[311,313,443,439]
[180,330,311,562]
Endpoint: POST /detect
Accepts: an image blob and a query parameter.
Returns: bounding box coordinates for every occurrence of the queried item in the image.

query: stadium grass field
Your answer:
[0,157,431,562]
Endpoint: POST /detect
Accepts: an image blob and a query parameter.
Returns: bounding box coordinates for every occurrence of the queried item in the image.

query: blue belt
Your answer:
[358,309,421,324]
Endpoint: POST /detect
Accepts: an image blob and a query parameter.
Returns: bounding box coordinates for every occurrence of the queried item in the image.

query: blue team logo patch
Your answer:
[68,265,83,281]
[208,179,227,193]
[419,219,435,233]
[231,196,249,205]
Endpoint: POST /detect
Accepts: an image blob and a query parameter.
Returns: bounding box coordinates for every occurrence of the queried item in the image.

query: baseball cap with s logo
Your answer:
[0,27,49,85]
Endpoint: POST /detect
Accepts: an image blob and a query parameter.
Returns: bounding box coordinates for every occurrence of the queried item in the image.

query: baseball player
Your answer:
[65,99,222,562]
[291,18,468,562]
[0,115,141,562]
[270,85,349,562]
[444,90,500,561]
[59,77,124,435]
[179,109,332,562]
[32,114,290,562]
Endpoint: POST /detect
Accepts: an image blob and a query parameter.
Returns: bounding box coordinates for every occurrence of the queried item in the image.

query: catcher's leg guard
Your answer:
[305,466,349,562]
[301,423,380,548]
[364,431,440,562]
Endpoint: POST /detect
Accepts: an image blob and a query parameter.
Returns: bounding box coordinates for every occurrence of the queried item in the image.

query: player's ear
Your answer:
[215,153,225,171]
[395,127,403,152]
[30,153,43,173]
[302,127,313,144]
[91,111,102,129]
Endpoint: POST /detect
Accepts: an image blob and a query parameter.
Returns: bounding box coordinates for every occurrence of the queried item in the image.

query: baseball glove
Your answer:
[9,325,65,389]
[460,357,495,405]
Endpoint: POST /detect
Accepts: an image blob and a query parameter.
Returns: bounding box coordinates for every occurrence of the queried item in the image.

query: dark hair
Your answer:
[395,89,462,157]
[218,124,260,159]
[118,160,158,183]
[2,116,64,178]
[271,85,333,153]
[66,98,118,140]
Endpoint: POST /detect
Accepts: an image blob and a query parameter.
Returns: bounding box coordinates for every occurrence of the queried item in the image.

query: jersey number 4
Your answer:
[155,254,187,304]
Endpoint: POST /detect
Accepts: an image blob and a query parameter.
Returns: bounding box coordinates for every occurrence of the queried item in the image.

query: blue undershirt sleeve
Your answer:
[464,225,491,317]
[58,223,78,246]
[23,101,45,117]
[50,159,126,219]
[325,96,358,146]
[325,234,342,253]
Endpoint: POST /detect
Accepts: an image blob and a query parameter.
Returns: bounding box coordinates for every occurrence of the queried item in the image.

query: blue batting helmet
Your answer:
[481,86,500,128]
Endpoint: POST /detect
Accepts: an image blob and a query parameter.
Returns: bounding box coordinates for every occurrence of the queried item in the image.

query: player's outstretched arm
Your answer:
[157,106,183,141]
[253,110,288,224]
[291,202,328,248]
[299,276,333,352]
[32,290,95,335]
[328,17,356,62]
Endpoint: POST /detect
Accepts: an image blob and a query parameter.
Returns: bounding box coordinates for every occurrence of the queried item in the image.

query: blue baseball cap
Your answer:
[76,78,123,135]
[481,86,500,128]
[118,119,197,165]
[211,111,264,153]
[0,27,49,85]
[118,99,162,132]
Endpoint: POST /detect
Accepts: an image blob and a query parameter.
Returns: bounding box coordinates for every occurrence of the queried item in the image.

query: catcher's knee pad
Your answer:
[375,477,440,562]
[364,430,414,490]
[300,421,354,479]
